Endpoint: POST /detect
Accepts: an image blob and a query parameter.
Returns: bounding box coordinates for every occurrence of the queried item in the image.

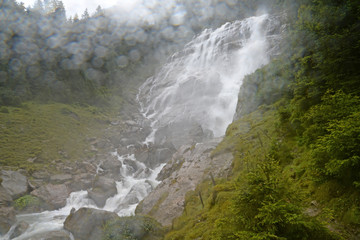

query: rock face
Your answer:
[87,176,117,207]
[1,170,28,199]
[136,138,233,226]
[0,207,16,235]
[30,184,70,209]
[64,208,118,240]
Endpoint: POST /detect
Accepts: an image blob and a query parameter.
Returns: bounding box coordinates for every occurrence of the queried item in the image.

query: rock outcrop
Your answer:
[30,184,70,210]
[64,208,118,240]
[87,176,117,207]
[136,138,233,226]
[1,170,28,199]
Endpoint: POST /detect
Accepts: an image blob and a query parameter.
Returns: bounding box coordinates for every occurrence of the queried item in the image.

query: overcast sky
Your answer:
[18,0,138,18]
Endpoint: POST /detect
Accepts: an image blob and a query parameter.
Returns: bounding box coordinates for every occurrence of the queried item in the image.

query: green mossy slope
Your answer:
[0,101,120,173]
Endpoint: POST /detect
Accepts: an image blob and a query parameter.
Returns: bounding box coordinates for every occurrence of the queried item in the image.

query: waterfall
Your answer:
[1,13,285,240]
[138,13,284,139]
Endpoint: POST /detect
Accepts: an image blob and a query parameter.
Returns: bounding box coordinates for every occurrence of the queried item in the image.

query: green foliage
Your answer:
[103,215,164,240]
[312,111,360,185]
[14,195,41,211]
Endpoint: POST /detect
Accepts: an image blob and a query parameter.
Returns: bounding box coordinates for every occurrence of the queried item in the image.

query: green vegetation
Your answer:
[164,0,360,239]
[0,101,121,173]
[14,195,41,211]
[103,215,165,240]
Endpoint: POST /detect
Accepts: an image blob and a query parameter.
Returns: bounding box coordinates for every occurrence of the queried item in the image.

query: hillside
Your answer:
[0,0,359,239]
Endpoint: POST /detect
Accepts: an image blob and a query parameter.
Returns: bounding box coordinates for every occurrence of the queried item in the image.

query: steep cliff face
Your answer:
[136,138,232,226]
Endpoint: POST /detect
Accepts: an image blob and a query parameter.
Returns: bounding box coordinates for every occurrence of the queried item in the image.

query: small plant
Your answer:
[14,195,41,211]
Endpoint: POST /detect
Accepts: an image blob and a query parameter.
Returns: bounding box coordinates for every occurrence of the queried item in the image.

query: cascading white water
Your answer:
[1,152,164,240]
[1,13,285,240]
[138,13,284,139]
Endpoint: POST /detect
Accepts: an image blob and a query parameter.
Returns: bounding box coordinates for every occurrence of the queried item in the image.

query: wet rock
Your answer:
[155,148,175,164]
[154,120,206,149]
[136,138,232,226]
[50,174,72,184]
[30,184,70,210]
[0,207,16,235]
[99,155,122,174]
[87,176,117,207]
[64,208,118,240]
[134,145,175,169]
[67,173,93,192]
[134,168,152,179]
[123,158,139,174]
[26,230,72,240]
[0,186,12,207]
[1,170,28,199]
[10,221,29,239]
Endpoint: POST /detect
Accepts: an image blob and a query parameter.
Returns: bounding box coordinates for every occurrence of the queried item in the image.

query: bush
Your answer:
[14,195,41,211]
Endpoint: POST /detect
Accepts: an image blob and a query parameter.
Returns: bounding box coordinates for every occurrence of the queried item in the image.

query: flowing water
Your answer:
[1,13,284,240]
[138,13,284,140]
[2,152,164,240]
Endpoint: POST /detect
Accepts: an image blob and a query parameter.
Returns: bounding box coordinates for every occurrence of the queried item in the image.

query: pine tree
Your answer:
[81,8,89,20]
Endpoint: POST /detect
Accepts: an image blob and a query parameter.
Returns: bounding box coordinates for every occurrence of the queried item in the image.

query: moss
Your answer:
[14,195,41,211]
[103,215,164,240]
[148,192,169,216]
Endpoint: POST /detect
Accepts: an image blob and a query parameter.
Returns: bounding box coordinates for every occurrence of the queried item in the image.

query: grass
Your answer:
[0,101,121,173]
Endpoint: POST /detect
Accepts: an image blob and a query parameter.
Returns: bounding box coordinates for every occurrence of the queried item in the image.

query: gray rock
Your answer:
[1,170,28,199]
[10,221,29,239]
[50,174,72,184]
[31,171,50,180]
[0,207,15,235]
[67,173,93,192]
[154,120,206,149]
[100,156,122,174]
[26,230,71,240]
[136,138,232,226]
[64,208,118,240]
[30,184,70,210]
[125,120,137,126]
[0,186,12,207]
[155,148,175,164]
[87,176,117,207]
[123,158,139,174]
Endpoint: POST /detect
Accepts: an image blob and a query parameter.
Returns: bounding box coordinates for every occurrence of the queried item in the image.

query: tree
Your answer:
[81,8,89,20]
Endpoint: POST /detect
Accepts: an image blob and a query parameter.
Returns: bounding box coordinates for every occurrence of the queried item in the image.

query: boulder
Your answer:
[50,174,72,184]
[154,120,206,149]
[123,158,139,174]
[67,173,93,192]
[0,207,16,235]
[87,176,117,207]
[10,221,29,239]
[1,170,28,199]
[0,186,12,207]
[99,155,122,175]
[30,184,70,210]
[64,208,118,240]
